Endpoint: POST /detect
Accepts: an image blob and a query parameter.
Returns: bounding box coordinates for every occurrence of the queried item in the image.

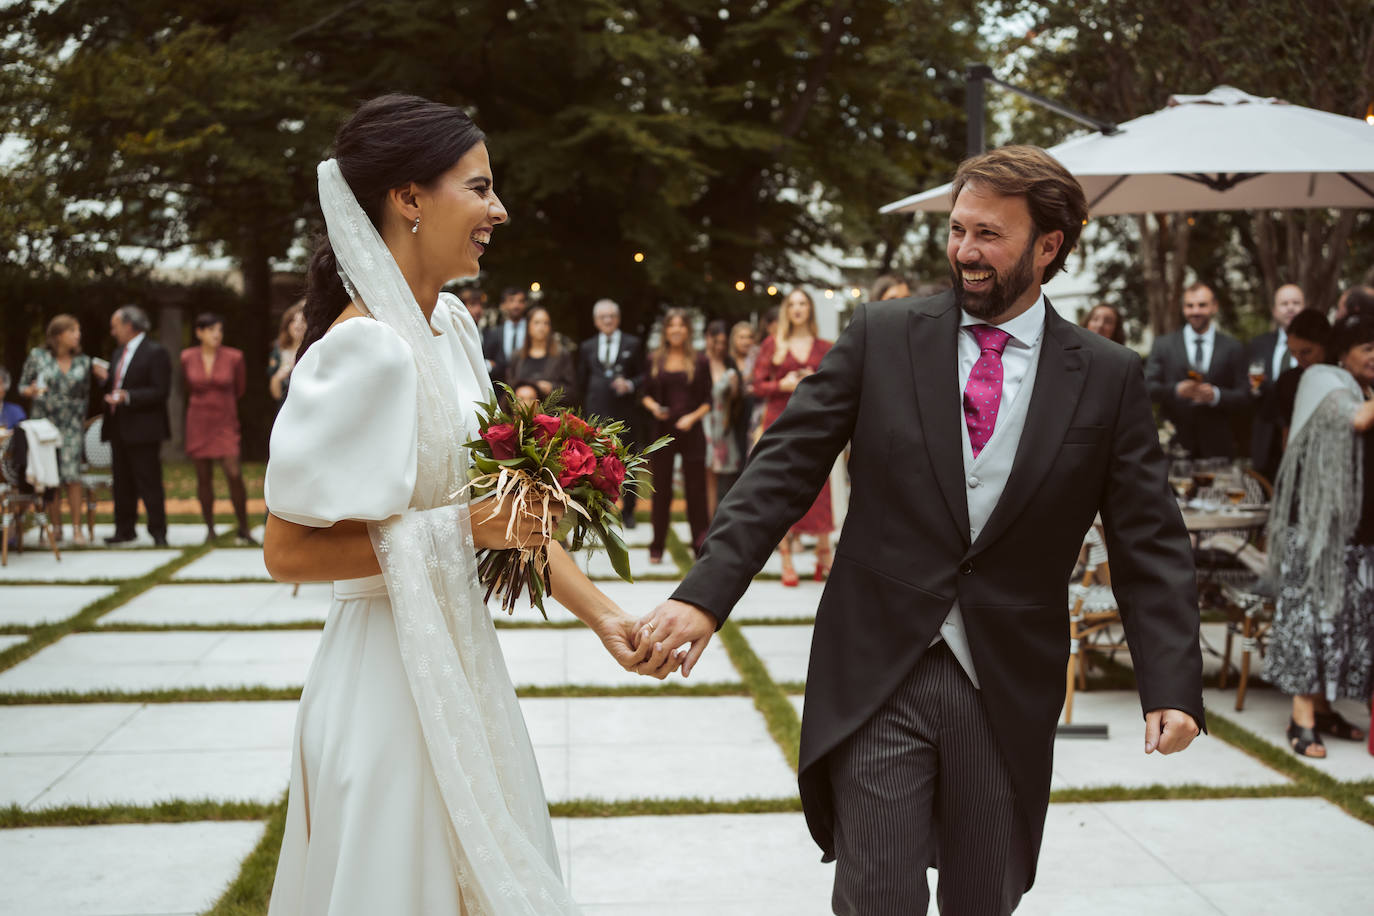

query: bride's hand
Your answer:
[594,611,655,672]
[469,496,565,550]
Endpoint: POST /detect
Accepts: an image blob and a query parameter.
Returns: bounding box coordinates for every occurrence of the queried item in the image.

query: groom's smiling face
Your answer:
[947,182,1058,323]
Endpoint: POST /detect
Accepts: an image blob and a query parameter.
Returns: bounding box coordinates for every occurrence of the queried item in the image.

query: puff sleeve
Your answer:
[265,318,418,527]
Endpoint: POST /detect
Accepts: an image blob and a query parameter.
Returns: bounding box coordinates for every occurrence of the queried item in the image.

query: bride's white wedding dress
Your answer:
[263,159,580,915]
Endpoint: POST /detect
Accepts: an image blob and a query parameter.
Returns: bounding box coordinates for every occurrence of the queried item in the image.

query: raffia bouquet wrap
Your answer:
[460,385,669,617]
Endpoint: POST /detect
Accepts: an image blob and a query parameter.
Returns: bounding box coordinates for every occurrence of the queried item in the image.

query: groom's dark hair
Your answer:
[951,145,1088,284]
[300,94,486,360]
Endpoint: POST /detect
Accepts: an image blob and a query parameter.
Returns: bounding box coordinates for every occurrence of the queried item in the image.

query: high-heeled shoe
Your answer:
[814,547,832,582]
[781,554,799,587]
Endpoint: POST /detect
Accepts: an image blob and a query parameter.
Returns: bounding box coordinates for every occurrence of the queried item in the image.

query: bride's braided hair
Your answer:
[299,94,485,360]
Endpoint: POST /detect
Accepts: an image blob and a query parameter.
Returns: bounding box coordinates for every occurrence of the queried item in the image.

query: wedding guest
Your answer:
[1144,282,1248,458]
[481,286,528,381]
[1249,284,1307,480]
[181,312,252,544]
[509,379,540,409]
[1266,311,1374,758]
[1081,303,1126,345]
[641,309,710,561]
[1274,309,1332,444]
[19,315,93,544]
[0,368,25,430]
[101,304,171,547]
[268,303,306,408]
[744,308,778,449]
[753,288,834,585]
[507,305,577,404]
[703,320,742,515]
[458,286,486,327]
[870,274,911,301]
[728,321,757,461]
[576,298,645,528]
[1332,285,1374,322]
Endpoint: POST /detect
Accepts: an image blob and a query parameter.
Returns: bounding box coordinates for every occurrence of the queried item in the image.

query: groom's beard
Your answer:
[950,239,1037,321]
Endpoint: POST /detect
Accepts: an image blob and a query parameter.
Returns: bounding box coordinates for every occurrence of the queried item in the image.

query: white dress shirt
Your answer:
[599,330,621,365]
[114,332,146,404]
[502,320,525,359]
[1271,328,1290,380]
[1182,324,1222,405]
[933,294,1048,687]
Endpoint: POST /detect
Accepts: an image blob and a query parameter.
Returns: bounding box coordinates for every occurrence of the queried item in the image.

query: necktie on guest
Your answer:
[963,325,1011,458]
[1193,337,1206,374]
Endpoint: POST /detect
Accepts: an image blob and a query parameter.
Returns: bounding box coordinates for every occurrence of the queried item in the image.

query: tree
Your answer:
[988,0,1374,334]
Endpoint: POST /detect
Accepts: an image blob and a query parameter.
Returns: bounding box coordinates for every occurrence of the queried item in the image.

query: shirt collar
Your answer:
[959,292,1046,349]
[125,332,147,351]
[1184,323,1215,345]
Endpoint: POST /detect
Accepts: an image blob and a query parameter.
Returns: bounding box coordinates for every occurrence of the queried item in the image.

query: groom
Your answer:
[637,145,1204,914]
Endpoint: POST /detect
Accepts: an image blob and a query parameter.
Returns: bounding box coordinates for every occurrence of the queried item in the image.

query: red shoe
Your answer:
[814,548,832,582]
[781,555,799,587]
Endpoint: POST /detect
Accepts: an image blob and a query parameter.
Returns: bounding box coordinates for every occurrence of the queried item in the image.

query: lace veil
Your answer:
[317,158,578,914]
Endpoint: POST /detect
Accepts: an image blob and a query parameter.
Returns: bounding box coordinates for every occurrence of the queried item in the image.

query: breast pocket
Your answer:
[1061,425,1107,447]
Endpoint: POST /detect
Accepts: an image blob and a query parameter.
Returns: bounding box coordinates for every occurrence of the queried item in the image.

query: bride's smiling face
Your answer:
[412,142,507,281]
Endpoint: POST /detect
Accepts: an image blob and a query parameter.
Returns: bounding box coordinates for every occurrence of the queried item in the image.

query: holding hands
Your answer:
[630,598,717,679]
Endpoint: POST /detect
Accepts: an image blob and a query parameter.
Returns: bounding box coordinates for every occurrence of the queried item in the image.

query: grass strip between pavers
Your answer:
[718,621,802,773]
[0,543,213,676]
[1048,783,1312,803]
[0,682,750,705]
[1207,710,1374,828]
[549,796,802,817]
[0,799,279,829]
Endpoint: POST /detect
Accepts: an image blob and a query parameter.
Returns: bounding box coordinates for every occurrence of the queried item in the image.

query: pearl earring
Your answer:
[411,217,420,234]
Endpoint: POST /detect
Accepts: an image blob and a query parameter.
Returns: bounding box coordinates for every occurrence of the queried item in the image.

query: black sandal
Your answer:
[1314,710,1366,742]
[1287,719,1326,758]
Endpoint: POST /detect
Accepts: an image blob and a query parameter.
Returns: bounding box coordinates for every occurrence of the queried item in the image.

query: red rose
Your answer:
[532,414,562,446]
[592,453,627,498]
[564,414,592,438]
[481,423,519,460]
[556,438,597,487]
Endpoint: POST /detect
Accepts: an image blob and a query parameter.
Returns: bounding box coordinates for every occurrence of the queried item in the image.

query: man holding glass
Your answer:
[101,305,171,547]
[1247,283,1305,480]
[1144,283,1248,458]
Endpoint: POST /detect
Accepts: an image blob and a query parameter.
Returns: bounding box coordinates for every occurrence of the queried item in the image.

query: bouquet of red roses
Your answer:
[463,384,669,617]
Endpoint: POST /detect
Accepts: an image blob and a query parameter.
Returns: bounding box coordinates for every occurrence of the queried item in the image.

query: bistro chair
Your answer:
[80,416,114,542]
[1064,525,1127,723]
[1,428,61,566]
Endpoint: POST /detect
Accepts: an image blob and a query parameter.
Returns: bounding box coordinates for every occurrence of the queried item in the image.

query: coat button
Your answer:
[959,561,974,575]
[968,475,980,488]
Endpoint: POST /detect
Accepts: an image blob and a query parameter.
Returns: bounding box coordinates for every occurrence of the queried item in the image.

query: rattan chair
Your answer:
[1064,525,1127,723]
[80,416,114,542]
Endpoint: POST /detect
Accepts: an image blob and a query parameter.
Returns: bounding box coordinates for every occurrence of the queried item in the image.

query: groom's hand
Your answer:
[635,599,716,679]
[1144,708,1200,755]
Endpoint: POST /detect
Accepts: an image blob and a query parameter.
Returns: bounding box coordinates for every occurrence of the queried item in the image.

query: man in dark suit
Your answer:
[481,287,528,383]
[1144,282,1249,458]
[1247,283,1305,480]
[101,305,171,546]
[576,298,645,527]
[634,146,1203,915]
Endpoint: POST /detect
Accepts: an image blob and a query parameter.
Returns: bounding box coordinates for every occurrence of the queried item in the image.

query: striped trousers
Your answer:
[828,641,1030,915]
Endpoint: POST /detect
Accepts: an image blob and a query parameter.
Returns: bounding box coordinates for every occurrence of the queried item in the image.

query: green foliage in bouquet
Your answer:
[464,384,670,617]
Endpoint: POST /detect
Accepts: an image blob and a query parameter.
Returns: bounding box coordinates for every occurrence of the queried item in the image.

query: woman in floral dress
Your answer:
[20,314,94,544]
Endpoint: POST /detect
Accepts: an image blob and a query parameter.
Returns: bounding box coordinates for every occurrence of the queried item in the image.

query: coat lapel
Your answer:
[909,293,970,543]
[969,304,1090,555]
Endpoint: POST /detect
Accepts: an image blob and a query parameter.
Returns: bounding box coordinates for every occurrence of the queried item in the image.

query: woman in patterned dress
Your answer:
[1265,312,1374,758]
[19,314,93,545]
[702,319,741,517]
[181,312,251,543]
[751,288,833,586]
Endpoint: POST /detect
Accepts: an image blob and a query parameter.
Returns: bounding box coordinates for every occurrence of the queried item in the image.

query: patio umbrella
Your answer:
[880,86,1374,216]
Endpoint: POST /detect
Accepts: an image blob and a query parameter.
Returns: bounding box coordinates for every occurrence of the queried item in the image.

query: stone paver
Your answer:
[0,820,266,916]
[0,634,27,653]
[524,697,796,803]
[1203,687,1374,783]
[0,585,118,627]
[0,549,180,583]
[101,582,331,626]
[497,628,740,688]
[740,624,813,684]
[22,523,221,550]
[172,548,272,581]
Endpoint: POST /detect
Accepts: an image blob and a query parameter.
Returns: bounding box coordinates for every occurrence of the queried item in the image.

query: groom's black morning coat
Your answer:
[672,291,1205,889]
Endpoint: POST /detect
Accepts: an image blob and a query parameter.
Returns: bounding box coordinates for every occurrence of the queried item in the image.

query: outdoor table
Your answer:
[1181,504,1269,534]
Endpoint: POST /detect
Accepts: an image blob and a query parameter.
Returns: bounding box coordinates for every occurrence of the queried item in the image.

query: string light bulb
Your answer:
[734,280,746,291]
[824,289,835,299]
[850,288,861,298]
[530,282,541,292]
[766,285,778,296]
[633,252,644,263]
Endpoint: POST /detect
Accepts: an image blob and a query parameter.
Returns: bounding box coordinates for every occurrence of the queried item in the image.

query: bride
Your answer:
[262,94,664,914]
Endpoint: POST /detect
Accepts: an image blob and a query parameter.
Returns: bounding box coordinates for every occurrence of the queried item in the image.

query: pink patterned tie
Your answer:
[963,325,1012,458]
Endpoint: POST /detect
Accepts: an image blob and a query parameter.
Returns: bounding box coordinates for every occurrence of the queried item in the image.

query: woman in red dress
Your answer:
[752,288,834,586]
[181,312,251,543]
